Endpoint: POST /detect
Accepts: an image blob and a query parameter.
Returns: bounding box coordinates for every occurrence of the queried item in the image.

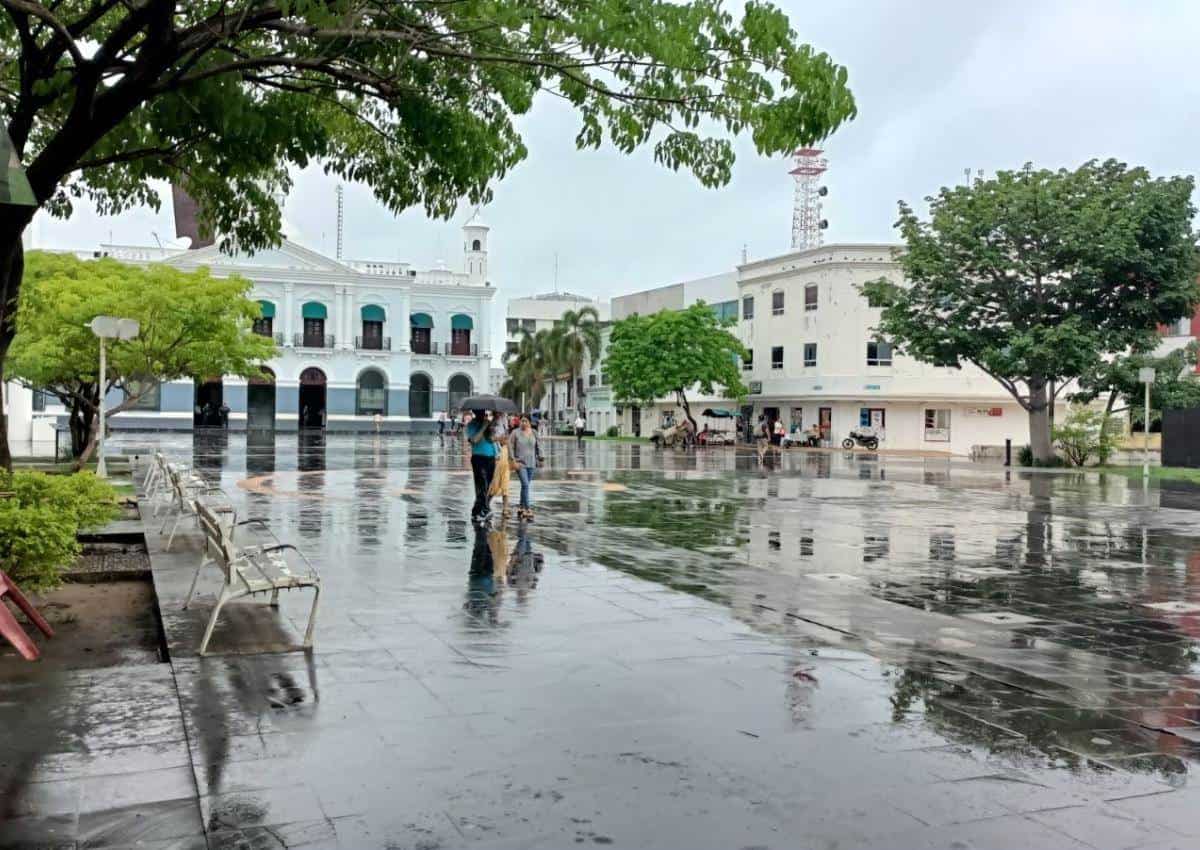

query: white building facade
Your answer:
[737,243,1049,455]
[6,218,495,448]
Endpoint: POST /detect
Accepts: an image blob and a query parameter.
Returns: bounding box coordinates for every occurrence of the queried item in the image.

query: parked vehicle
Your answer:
[842,428,879,451]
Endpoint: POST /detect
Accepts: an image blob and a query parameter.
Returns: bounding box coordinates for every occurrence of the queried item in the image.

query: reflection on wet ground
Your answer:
[6,432,1200,848]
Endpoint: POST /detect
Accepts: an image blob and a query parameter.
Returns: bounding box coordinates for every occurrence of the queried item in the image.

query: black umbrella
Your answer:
[460,395,518,414]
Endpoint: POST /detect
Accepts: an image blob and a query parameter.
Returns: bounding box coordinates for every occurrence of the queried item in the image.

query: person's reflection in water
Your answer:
[464,525,502,626]
[507,521,544,605]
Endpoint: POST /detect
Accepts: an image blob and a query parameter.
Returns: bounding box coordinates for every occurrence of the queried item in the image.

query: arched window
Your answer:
[471,239,482,251]
[448,374,472,412]
[356,369,387,416]
[409,373,432,418]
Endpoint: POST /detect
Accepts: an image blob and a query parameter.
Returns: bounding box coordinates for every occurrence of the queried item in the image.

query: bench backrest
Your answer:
[195,500,237,585]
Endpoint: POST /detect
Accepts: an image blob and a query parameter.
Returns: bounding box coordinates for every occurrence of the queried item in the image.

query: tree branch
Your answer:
[0,0,85,66]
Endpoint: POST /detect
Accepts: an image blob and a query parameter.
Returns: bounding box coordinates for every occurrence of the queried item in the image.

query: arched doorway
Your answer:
[448,374,472,413]
[409,373,432,419]
[247,367,276,431]
[356,369,387,416]
[194,377,224,428]
[298,367,327,428]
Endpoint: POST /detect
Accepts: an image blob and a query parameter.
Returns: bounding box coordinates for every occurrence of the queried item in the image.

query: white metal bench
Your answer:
[159,464,230,550]
[183,499,321,656]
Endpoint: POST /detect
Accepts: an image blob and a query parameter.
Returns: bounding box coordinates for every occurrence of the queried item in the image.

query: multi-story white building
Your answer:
[736,243,1050,455]
[6,215,495,449]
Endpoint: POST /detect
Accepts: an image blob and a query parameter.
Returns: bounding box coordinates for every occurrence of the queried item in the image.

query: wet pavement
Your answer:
[5,433,1200,848]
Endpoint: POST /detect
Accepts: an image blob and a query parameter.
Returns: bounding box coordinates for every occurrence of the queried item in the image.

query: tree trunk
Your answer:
[1028,379,1054,464]
[0,229,27,472]
[677,390,697,434]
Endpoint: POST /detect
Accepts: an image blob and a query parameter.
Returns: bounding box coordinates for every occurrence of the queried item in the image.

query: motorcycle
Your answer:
[842,428,879,451]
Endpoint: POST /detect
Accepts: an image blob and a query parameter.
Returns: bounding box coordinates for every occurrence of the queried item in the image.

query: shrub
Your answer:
[1018,445,1033,467]
[0,472,119,590]
[1052,407,1122,467]
[606,425,620,438]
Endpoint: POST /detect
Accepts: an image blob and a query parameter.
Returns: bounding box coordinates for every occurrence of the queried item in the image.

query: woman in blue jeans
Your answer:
[508,415,541,521]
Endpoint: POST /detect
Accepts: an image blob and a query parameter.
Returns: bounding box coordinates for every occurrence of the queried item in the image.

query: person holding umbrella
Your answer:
[461,395,517,525]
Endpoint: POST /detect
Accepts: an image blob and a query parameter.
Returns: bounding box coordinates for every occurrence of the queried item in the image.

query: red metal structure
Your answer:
[0,569,54,661]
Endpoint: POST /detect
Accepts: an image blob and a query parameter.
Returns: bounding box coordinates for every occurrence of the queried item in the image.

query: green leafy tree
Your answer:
[861,161,1198,463]
[1052,406,1122,467]
[554,307,602,414]
[1074,341,1200,433]
[0,0,857,468]
[605,302,747,432]
[9,252,274,465]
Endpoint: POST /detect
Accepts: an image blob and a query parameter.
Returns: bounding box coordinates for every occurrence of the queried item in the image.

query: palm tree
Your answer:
[554,307,602,417]
[501,328,550,411]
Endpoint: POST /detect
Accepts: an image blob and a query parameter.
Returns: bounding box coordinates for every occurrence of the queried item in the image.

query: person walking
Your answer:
[574,412,586,445]
[489,411,513,518]
[509,415,541,521]
[466,409,497,524]
[772,418,786,452]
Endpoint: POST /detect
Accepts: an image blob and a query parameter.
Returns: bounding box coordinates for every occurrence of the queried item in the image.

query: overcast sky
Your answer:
[32,0,1200,358]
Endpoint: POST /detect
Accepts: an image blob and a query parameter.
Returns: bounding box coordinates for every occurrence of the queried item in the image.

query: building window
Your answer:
[860,408,886,429]
[712,300,738,323]
[32,388,47,411]
[126,380,160,411]
[252,317,273,337]
[804,283,818,311]
[521,319,536,333]
[742,349,753,371]
[506,318,519,334]
[506,341,519,356]
[361,320,384,350]
[742,295,754,320]
[772,291,784,316]
[804,343,817,367]
[866,340,893,366]
[588,374,597,387]
[600,372,609,386]
[1170,317,1192,336]
[924,408,951,442]
[771,347,784,370]
[356,370,387,416]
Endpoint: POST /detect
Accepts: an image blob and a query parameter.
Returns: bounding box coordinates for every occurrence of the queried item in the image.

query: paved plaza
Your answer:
[4,433,1200,849]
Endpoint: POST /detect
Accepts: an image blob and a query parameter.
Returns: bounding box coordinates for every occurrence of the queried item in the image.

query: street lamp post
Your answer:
[88,316,140,477]
[1138,366,1156,481]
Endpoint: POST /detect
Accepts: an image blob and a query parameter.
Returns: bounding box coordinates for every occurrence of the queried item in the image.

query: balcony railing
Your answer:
[411,340,439,355]
[273,332,285,345]
[448,343,479,357]
[356,336,392,351]
[294,333,335,349]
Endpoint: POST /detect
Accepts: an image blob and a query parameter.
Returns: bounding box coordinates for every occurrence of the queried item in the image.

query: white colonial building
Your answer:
[6,215,495,449]
[736,243,1054,455]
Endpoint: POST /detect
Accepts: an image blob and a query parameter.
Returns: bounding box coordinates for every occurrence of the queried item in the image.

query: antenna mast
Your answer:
[789,148,828,251]
[335,184,344,260]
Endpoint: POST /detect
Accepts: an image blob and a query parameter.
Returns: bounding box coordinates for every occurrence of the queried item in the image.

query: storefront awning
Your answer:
[257,300,276,319]
[361,304,385,322]
[301,301,327,320]
[410,312,433,328]
[451,314,473,330]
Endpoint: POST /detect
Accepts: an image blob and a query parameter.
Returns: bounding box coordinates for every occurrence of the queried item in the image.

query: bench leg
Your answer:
[269,588,280,608]
[182,555,209,610]
[198,586,233,656]
[0,571,54,638]
[302,585,321,649]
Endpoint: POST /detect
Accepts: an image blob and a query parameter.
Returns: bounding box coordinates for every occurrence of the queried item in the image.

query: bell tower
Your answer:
[462,210,489,284]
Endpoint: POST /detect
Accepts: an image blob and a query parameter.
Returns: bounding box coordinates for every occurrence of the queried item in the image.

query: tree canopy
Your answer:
[9,251,274,461]
[1074,341,1200,422]
[605,301,747,428]
[0,0,857,248]
[861,160,1199,462]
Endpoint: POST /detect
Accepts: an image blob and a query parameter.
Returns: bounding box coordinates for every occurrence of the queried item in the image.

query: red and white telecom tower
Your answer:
[789,148,828,251]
